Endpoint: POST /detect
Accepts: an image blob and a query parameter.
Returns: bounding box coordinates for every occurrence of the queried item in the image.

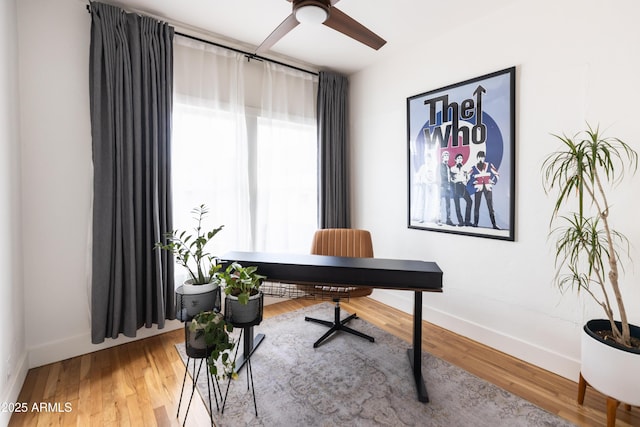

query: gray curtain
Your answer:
[89,2,175,344]
[317,71,350,228]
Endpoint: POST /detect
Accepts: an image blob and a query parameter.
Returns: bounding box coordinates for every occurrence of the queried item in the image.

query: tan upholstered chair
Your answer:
[304,228,376,348]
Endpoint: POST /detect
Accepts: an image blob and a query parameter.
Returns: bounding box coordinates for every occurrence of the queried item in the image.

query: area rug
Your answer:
[175,303,576,426]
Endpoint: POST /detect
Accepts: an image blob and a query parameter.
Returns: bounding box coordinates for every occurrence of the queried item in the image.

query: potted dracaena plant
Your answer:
[542,124,640,421]
[220,262,266,324]
[155,204,224,294]
[187,310,237,380]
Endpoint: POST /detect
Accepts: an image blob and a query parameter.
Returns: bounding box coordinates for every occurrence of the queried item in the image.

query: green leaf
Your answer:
[542,125,637,348]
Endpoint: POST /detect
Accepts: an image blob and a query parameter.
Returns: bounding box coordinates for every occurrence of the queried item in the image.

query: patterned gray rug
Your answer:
[175,303,575,426]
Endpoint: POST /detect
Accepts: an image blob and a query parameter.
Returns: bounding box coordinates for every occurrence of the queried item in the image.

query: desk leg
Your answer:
[407,290,429,403]
[235,326,265,372]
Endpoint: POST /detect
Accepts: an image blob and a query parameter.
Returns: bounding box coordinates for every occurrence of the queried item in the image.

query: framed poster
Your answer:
[407,67,515,241]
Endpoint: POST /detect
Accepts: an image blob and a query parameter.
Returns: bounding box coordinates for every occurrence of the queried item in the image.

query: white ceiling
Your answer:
[110,0,514,75]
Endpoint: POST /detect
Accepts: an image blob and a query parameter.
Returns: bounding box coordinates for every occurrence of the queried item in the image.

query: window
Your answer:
[172,35,318,266]
[255,117,317,252]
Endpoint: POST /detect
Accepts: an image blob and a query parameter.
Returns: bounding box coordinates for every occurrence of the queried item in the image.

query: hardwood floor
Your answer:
[9,298,639,426]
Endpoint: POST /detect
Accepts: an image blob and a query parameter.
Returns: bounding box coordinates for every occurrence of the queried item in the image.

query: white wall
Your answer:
[350,0,640,381]
[0,0,28,424]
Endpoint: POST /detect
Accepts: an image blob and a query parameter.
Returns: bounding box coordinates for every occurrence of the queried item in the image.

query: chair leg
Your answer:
[340,312,358,325]
[304,317,334,328]
[311,323,341,348]
[305,299,375,348]
[340,324,377,342]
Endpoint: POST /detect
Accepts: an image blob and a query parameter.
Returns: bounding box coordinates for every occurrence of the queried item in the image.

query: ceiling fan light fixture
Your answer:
[294,4,329,24]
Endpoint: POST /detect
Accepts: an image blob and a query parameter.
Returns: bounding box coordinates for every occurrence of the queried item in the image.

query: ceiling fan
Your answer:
[256,0,387,54]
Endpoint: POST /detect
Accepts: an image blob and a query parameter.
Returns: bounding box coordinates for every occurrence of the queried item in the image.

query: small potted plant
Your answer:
[187,310,237,380]
[155,204,224,294]
[220,262,266,324]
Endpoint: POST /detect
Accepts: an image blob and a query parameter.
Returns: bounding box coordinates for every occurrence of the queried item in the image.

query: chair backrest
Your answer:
[310,229,374,258]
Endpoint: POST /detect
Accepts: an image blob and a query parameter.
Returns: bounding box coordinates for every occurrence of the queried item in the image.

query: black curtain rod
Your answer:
[175,32,319,77]
[86,3,318,77]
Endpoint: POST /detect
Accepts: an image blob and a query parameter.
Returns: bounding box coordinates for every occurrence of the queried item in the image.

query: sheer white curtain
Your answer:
[172,35,318,269]
[172,36,251,280]
[255,62,318,252]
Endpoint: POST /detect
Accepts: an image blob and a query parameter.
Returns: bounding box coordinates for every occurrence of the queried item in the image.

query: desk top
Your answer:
[221,251,443,292]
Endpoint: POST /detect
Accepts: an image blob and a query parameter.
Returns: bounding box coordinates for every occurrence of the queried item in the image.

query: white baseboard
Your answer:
[0,352,28,427]
[27,320,183,369]
[369,290,581,382]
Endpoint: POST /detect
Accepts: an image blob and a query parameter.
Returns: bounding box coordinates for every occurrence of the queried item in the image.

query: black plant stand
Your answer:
[177,323,223,427]
[175,286,223,427]
[222,328,259,416]
[221,295,264,417]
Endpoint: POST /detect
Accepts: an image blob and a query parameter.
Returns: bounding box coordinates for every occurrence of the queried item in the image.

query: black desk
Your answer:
[221,251,443,403]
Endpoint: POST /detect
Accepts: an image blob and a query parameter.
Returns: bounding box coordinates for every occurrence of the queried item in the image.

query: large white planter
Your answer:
[581,319,640,406]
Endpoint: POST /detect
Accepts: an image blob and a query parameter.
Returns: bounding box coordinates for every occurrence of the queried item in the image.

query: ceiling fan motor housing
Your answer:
[293,0,331,23]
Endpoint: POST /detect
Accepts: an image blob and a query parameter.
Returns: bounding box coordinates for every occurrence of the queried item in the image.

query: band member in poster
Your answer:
[469,150,500,229]
[439,151,454,226]
[450,153,472,226]
[414,149,439,223]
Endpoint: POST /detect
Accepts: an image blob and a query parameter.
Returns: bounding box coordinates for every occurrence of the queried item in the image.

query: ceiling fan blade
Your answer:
[323,7,386,50]
[256,13,299,53]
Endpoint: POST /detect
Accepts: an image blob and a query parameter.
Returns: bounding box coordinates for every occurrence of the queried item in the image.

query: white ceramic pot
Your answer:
[184,323,213,358]
[225,292,263,324]
[187,326,206,350]
[581,319,640,406]
[176,282,221,321]
[182,280,217,295]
